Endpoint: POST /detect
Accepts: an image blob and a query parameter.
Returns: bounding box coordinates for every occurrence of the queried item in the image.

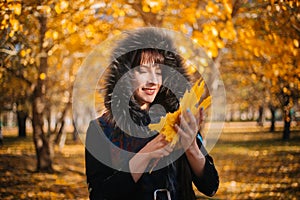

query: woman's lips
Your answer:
[142,88,156,95]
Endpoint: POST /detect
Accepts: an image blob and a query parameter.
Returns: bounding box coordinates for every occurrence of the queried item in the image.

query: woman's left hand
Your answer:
[174,109,199,151]
[175,108,206,177]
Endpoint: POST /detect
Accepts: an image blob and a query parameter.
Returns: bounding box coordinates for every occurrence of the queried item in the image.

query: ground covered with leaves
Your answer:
[0,131,87,200]
[197,126,300,200]
[1,125,299,200]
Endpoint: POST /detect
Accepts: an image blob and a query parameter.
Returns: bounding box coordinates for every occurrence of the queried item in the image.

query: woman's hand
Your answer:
[197,107,205,132]
[140,134,174,159]
[175,109,198,151]
[129,134,173,182]
[175,107,204,150]
[174,108,206,177]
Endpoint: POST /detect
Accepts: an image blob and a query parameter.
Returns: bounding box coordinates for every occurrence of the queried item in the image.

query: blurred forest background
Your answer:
[0,0,299,199]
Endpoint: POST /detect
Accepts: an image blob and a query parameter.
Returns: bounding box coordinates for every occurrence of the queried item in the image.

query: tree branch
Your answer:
[1,64,33,86]
[0,48,17,56]
[127,1,163,26]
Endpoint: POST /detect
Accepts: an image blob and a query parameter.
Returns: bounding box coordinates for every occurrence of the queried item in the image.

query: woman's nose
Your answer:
[148,70,159,84]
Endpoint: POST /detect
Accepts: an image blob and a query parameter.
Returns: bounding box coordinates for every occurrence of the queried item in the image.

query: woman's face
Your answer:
[133,64,162,110]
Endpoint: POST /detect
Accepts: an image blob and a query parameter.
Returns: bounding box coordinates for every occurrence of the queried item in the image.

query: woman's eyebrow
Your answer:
[140,63,161,68]
[137,65,148,71]
[139,64,149,68]
[154,64,161,68]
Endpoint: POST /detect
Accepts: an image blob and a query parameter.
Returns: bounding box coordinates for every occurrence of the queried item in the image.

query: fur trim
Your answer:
[102,28,190,135]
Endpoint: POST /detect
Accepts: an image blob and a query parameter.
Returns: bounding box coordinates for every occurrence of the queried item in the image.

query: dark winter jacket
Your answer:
[85,28,219,200]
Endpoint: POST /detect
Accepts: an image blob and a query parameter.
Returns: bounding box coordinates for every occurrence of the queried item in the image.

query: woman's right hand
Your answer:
[129,134,173,182]
[140,134,174,160]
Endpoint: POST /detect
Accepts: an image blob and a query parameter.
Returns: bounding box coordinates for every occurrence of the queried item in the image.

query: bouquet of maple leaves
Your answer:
[147,79,211,172]
[148,79,211,145]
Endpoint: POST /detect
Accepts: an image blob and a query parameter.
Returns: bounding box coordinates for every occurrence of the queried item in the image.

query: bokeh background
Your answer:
[0,0,299,199]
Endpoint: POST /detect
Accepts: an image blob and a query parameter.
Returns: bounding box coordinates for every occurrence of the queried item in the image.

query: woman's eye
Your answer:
[139,69,147,73]
[136,67,146,73]
[156,70,162,75]
[154,64,162,75]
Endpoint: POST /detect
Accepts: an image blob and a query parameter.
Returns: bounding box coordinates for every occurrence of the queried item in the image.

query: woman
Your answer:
[85,28,219,200]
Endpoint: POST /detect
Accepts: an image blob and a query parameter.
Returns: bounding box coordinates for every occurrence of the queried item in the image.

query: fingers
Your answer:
[175,123,193,150]
[151,134,168,147]
[164,144,174,153]
[180,109,198,133]
[198,107,204,129]
[150,143,174,159]
[175,109,199,150]
[174,123,186,138]
[142,134,174,159]
[199,107,204,122]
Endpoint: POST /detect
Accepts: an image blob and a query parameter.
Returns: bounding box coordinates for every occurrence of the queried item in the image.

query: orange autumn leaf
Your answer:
[149,79,211,145]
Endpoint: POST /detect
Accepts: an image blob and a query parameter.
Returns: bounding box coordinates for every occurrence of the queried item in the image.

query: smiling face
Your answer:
[132,50,164,110]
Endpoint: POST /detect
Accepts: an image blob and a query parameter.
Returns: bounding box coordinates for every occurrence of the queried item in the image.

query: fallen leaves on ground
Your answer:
[0,127,300,200]
[0,135,88,200]
[196,130,300,200]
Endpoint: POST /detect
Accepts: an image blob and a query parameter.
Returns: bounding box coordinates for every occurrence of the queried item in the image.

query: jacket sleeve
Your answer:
[85,120,138,200]
[191,133,219,197]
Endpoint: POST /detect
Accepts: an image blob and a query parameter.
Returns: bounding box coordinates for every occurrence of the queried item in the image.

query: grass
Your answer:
[0,125,300,200]
[196,130,300,200]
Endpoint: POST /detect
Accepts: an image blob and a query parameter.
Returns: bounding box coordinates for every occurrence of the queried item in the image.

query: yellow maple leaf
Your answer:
[149,79,211,145]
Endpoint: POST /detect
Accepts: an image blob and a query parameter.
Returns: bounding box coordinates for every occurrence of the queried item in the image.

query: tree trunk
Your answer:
[55,120,65,144]
[283,120,291,140]
[257,105,264,126]
[54,102,71,144]
[281,91,292,140]
[283,109,291,140]
[17,110,28,137]
[32,97,54,172]
[32,14,53,172]
[72,120,78,141]
[269,105,276,132]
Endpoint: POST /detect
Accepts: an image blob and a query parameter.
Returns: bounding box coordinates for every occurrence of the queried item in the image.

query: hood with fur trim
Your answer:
[102,28,191,136]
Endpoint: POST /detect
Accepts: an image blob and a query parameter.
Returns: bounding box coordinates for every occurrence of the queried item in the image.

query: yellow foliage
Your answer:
[67,22,77,34]
[13,3,22,15]
[216,39,225,48]
[45,30,52,39]
[251,73,257,81]
[142,0,163,14]
[60,1,69,10]
[254,47,260,57]
[20,49,26,57]
[208,46,219,58]
[292,49,298,56]
[10,18,19,31]
[9,30,15,38]
[142,5,150,12]
[55,4,62,14]
[223,0,232,14]
[39,73,46,80]
[293,39,299,48]
[211,27,218,37]
[149,79,210,145]
[53,31,59,40]
[206,1,219,13]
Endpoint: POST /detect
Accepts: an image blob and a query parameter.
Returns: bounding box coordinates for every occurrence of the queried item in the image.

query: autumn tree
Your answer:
[266,0,300,139]
[2,0,298,172]
[0,0,245,171]
[0,0,32,137]
[0,0,115,172]
[220,0,299,137]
